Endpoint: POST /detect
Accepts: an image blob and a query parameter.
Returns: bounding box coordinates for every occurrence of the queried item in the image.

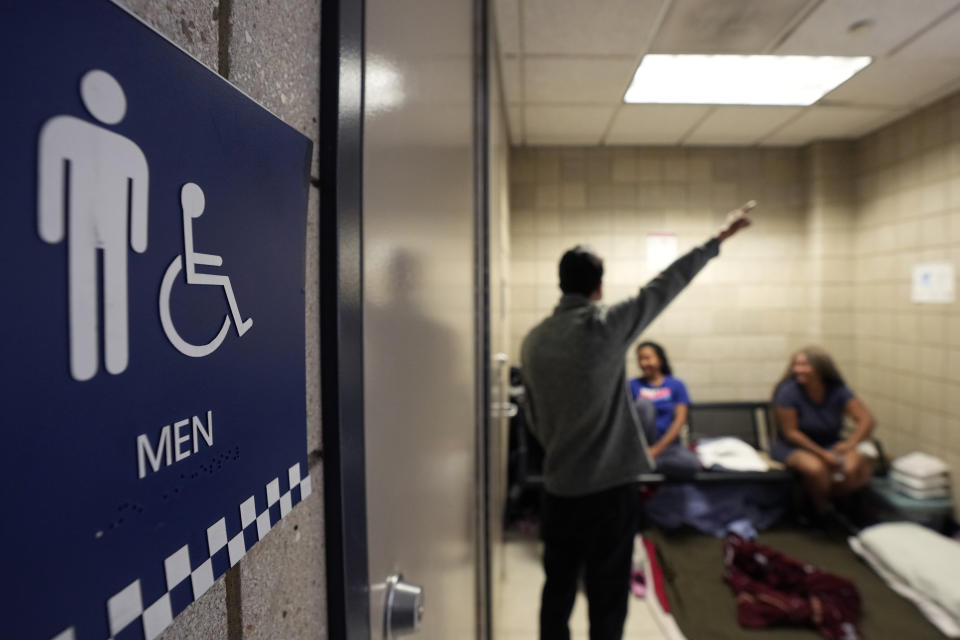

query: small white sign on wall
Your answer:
[647,233,678,272]
[911,263,955,304]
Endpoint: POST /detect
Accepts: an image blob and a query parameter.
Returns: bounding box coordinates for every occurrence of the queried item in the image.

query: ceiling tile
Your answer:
[524,56,637,104]
[523,0,666,55]
[525,105,614,145]
[776,0,959,56]
[894,6,960,59]
[760,105,904,145]
[605,104,710,145]
[651,0,810,54]
[824,57,960,108]
[684,106,803,145]
[494,0,521,54]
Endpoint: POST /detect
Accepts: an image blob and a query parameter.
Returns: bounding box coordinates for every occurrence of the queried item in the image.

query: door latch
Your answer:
[383,574,424,636]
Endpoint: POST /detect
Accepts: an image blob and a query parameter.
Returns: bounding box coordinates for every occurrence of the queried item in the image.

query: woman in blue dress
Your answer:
[772,346,876,514]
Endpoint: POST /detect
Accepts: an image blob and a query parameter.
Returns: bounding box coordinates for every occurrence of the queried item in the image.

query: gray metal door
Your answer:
[319,0,486,637]
[363,0,480,638]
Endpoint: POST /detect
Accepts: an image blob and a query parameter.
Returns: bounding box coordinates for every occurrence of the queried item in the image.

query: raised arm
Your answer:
[129,148,149,253]
[37,118,70,244]
[606,201,756,345]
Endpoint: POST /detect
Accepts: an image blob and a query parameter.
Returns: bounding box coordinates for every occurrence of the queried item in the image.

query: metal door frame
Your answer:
[319,0,370,637]
[473,0,492,638]
[320,0,492,637]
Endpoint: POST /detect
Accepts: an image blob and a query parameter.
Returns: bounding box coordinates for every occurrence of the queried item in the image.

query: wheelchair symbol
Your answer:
[159,183,253,358]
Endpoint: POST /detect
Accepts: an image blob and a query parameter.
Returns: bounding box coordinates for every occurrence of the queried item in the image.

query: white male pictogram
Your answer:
[38,69,149,381]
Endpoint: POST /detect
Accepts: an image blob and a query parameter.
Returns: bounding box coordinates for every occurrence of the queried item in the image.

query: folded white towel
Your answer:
[892,452,949,479]
[891,470,949,490]
[695,437,769,472]
[893,482,951,500]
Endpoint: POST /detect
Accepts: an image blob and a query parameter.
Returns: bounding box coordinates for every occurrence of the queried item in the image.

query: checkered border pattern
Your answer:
[51,461,312,640]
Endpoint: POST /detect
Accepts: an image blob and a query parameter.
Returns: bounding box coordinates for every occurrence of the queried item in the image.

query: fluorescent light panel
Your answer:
[624,54,871,106]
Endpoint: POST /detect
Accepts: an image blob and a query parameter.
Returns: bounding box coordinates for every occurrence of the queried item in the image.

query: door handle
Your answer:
[384,574,424,636]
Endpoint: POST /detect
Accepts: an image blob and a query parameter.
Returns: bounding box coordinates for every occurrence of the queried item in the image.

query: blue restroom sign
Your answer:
[1,2,312,639]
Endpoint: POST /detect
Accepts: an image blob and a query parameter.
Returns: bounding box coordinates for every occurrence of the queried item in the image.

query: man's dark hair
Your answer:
[559,246,603,296]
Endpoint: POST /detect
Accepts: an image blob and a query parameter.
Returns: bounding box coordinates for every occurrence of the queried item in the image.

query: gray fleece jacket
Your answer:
[520,238,720,496]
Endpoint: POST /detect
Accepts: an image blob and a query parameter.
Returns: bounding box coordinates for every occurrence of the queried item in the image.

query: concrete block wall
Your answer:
[803,141,859,375]
[853,93,960,503]
[117,2,326,639]
[508,146,812,401]
[508,92,960,508]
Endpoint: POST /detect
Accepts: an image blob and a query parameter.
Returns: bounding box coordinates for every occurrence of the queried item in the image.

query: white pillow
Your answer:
[858,522,960,621]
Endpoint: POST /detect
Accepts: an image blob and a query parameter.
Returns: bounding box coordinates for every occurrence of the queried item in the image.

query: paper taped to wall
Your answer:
[647,233,678,272]
[911,263,954,304]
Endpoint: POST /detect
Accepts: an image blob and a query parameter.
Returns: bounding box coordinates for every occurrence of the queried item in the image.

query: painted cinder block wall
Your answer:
[508,90,960,511]
[117,2,326,638]
[508,145,814,402]
[853,94,960,505]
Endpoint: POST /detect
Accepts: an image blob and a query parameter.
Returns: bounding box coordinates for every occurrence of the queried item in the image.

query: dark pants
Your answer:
[539,484,638,640]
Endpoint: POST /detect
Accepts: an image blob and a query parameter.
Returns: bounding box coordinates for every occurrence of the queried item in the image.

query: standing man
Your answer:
[521,201,755,640]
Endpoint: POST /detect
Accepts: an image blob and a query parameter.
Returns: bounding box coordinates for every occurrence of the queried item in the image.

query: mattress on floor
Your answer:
[643,526,947,640]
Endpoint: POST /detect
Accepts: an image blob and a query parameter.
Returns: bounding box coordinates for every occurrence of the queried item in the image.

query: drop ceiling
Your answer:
[495,0,960,146]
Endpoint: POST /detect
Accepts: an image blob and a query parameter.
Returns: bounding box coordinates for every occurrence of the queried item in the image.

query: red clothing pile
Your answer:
[723,535,862,640]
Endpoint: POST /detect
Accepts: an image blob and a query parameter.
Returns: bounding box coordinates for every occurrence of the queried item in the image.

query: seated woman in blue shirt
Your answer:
[629,341,690,459]
[772,346,876,514]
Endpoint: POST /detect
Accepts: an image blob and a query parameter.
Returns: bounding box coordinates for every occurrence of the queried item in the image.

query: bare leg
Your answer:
[103,242,129,374]
[69,236,98,381]
[785,450,832,515]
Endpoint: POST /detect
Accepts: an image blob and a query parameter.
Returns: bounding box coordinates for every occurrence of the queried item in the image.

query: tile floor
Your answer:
[494,537,666,640]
